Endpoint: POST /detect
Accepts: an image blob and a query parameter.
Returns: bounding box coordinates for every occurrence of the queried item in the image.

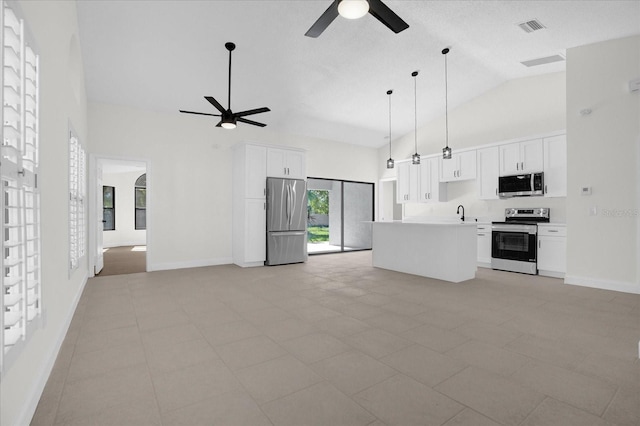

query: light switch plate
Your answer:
[589,206,598,216]
[581,186,592,195]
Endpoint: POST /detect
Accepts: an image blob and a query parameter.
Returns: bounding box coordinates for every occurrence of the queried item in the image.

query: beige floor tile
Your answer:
[333,302,387,320]
[235,355,323,404]
[401,323,469,353]
[381,344,467,387]
[55,396,162,426]
[505,333,589,369]
[310,350,396,395]
[380,300,429,316]
[140,323,203,348]
[225,296,274,313]
[435,366,545,426]
[240,306,293,325]
[160,391,272,426]
[132,294,177,316]
[520,397,615,426]
[603,386,640,426]
[135,309,190,332]
[292,304,342,322]
[262,381,376,426]
[442,408,503,426]
[314,315,371,337]
[575,352,640,390]
[79,311,137,333]
[364,312,423,334]
[144,338,218,374]
[185,305,243,326]
[452,321,523,347]
[74,324,141,355]
[197,320,263,346]
[445,339,530,376]
[56,364,156,424]
[511,360,618,416]
[281,332,351,364]
[66,341,147,383]
[151,358,243,413]
[260,317,318,342]
[344,328,413,359]
[354,374,464,426]
[216,335,286,370]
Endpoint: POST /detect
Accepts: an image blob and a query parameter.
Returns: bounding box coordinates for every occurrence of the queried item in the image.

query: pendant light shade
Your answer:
[338,0,369,19]
[442,47,452,159]
[386,89,394,169]
[411,70,420,165]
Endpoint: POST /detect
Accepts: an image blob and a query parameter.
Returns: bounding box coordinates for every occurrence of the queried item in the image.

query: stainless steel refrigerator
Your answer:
[265,177,308,265]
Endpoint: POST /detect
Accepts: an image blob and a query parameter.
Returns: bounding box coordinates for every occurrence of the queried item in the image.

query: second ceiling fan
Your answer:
[179,42,270,129]
[305,0,409,38]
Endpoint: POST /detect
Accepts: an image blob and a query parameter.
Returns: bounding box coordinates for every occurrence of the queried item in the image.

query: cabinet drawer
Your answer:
[476,224,490,233]
[538,226,566,237]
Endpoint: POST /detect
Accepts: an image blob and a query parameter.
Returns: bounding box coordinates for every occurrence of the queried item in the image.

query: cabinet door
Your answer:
[267,148,287,177]
[285,150,306,179]
[439,155,458,182]
[457,150,477,180]
[245,199,266,262]
[477,147,499,200]
[520,139,544,173]
[419,161,432,201]
[543,135,567,197]
[538,236,566,274]
[396,162,411,203]
[408,162,419,202]
[499,143,521,176]
[476,225,492,265]
[245,145,267,198]
[427,157,445,202]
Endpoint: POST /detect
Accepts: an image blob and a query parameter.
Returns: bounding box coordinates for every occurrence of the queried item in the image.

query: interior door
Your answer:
[95,163,104,274]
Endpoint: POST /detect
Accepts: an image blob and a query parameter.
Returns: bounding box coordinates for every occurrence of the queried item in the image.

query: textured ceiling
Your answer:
[76,0,640,148]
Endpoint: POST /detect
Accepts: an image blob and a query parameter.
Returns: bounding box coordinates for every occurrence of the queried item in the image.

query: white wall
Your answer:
[87,102,379,271]
[1,1,90,425]
[102,170,147,248]
[566,35,640,293]
[378,72,567,223]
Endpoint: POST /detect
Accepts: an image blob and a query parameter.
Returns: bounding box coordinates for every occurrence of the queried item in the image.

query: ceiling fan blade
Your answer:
[237,117,267,127]
[179,110,221,117]
[235,107,270,117]
[368,0,409,33]
[305,0,340,38]
[204,96,227,114]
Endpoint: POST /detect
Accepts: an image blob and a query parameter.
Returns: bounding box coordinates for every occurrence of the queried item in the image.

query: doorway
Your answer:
[94,159,148,276]
[306,178,374,254]
[379,178,402,222]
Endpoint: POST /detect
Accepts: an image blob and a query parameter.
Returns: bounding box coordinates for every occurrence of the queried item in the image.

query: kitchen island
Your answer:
[372,221,477,283]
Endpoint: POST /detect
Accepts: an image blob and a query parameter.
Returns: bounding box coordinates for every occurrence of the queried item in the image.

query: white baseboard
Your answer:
[539,270,565,279]
[148,257,233,272]
[18,272,88,426]
[564,275,640,295]
[103,241,146,248]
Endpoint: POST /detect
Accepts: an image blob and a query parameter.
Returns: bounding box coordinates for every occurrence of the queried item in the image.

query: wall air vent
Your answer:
[521,54,565,67]
[518,19,546,33]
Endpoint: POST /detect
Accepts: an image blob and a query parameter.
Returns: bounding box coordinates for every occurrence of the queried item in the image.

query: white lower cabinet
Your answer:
[244,199,266,263]
[477,223,492,267]
[537,225,566,278]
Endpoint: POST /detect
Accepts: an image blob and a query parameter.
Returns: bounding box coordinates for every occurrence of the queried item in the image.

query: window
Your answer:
[102,186,115,230]
[1,0,42,372]
[69,129,86,271]
[135,173,146,230]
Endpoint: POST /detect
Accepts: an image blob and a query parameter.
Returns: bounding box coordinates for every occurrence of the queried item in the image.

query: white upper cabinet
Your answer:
[440,150,477,182]
[267,148,306,179]
[244,144,267,198]
[477,146,499,200]
[543,135,567,197]
[396,161,419,203]
[419,157,447,203]
[499,139,543,176]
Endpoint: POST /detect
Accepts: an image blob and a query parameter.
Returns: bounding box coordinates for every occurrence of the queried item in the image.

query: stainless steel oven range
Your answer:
[491,208,550,274]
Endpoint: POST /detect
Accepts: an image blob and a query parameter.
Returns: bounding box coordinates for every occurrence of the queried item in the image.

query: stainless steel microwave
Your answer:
[498,172,544,198]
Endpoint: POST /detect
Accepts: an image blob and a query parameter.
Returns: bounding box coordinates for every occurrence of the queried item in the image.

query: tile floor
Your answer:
[31,251,640,425]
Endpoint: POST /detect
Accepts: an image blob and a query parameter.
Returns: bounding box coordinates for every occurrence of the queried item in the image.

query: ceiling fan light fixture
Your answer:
[221,121,236,130]
[338,0,369,19]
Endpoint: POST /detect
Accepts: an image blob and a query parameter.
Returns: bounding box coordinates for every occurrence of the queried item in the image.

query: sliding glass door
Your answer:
[307,178,374,254]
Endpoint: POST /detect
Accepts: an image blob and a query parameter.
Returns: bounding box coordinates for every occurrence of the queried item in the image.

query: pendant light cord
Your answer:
[413,72,418,153]
[444,51,449,149]
[388,91,392,158]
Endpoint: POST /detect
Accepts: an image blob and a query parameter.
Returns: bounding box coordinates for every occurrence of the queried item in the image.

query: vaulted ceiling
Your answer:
[76,1,640,148]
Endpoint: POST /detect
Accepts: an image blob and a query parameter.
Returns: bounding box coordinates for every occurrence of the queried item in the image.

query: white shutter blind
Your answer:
[1,0,41,373]
[68,130,85,271]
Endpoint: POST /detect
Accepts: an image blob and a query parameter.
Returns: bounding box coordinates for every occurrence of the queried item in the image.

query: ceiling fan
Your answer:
[305,0,409,38]
[179,42,270,129]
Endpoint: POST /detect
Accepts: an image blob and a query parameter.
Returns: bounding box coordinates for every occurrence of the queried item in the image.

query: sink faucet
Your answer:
[456,205,465,222]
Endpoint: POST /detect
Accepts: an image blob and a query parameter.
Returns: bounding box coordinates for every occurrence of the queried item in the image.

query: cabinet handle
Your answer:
[425,192,428,199]
[548,230,558,233]
[539,240,541,249]
[521,162,524,170]
[478,233,485,236]
[495,188,498,195]
[544,184,548,194]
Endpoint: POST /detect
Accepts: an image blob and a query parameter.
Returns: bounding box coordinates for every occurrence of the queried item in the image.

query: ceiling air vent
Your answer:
[521,54,565,67]
[518,19,546,33]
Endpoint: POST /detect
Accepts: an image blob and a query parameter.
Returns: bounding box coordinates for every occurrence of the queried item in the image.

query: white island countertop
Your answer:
[372,221,477,283]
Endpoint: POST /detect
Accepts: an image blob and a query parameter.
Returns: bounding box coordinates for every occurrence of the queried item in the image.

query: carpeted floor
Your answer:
[98,245,146,276]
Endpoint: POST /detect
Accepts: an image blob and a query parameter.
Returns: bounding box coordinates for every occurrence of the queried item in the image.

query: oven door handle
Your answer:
[492,224,537,234]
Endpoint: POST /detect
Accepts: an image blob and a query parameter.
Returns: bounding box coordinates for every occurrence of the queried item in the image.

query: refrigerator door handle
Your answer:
[286,183,291,227]
[289,183,296,227]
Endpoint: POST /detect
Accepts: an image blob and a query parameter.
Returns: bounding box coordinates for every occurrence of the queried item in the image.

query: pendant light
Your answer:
[411,70,420,165]
[386,89,394,169]
[442,47,452,159]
